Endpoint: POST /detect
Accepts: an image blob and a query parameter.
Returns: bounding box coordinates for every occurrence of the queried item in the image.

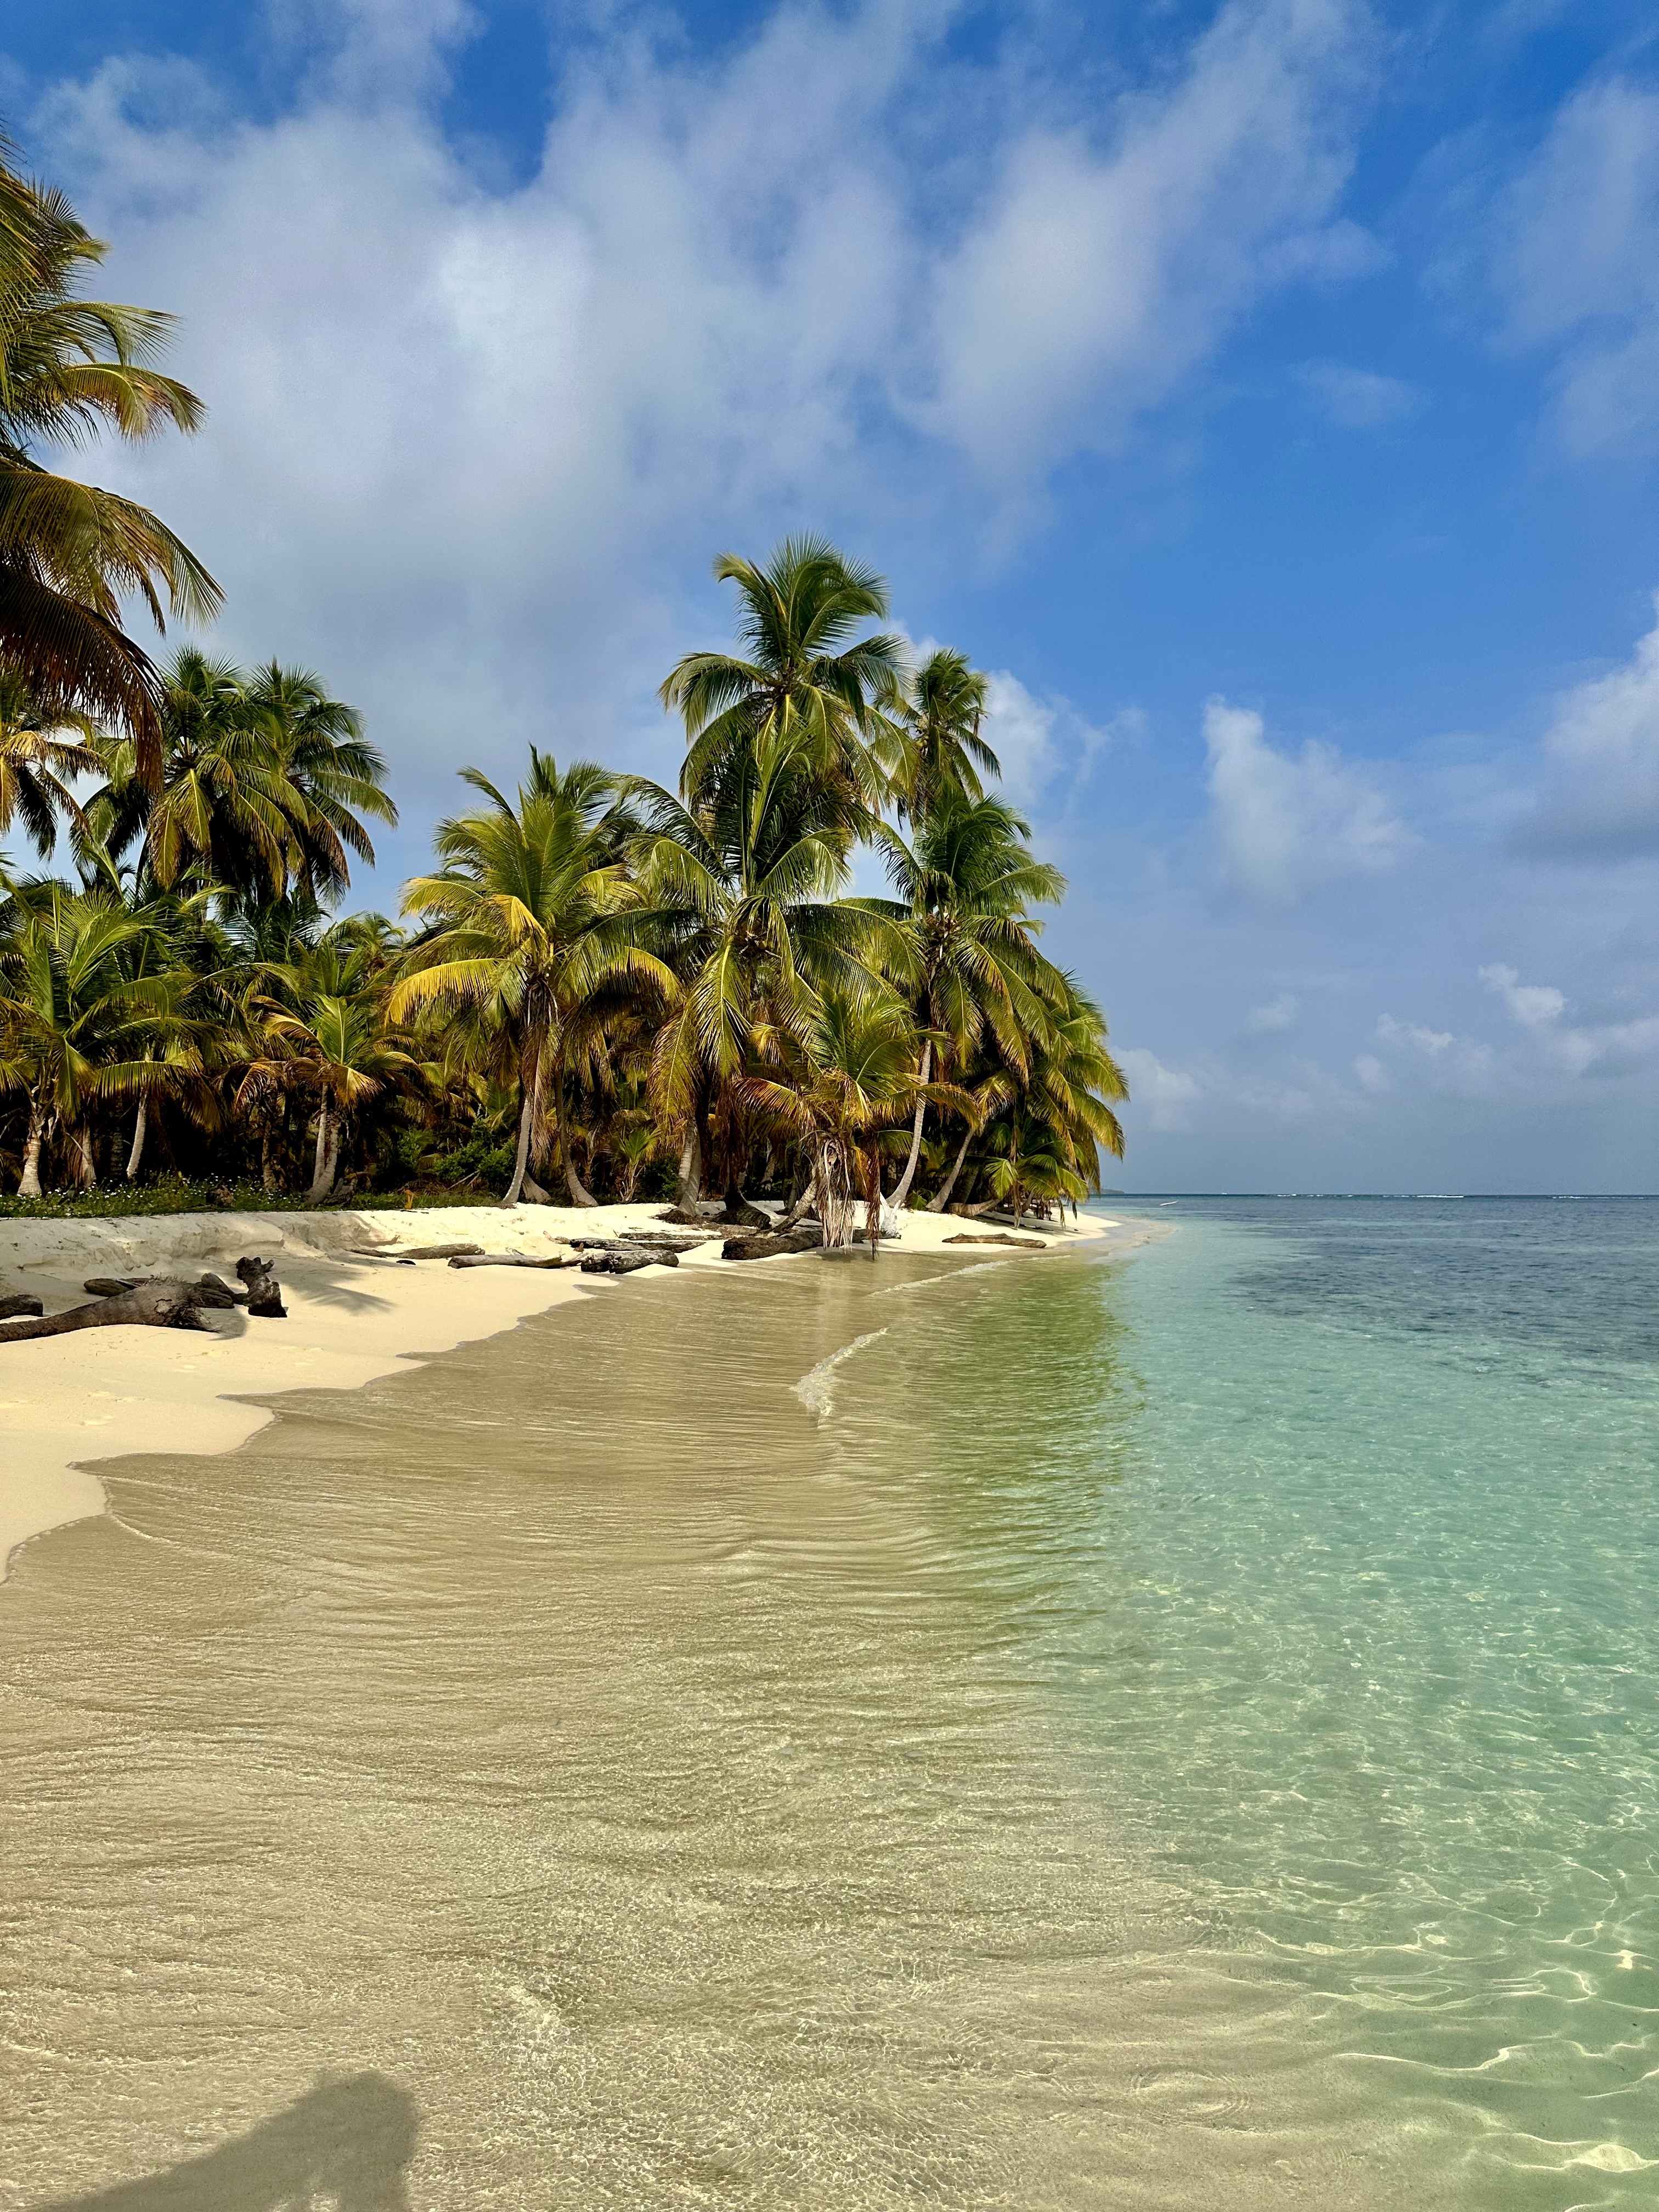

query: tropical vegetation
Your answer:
[0,145,1126,1222]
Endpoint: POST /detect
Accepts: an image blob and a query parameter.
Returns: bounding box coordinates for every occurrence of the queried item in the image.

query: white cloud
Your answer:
[1372,1011,1496,1094]
[1353,1052,1390,1092]
[1500,77,1659,452]
[1514,595,1659,857]
[924,0,1374,479]
[1293,358,1422,426]
[1245,990,1300,1031]
[1480,963,1659,1076]
[1203,697,1413,904]
[1119,1047,1203,1130]
[979,671,1119,811]
[25,2,1380,887]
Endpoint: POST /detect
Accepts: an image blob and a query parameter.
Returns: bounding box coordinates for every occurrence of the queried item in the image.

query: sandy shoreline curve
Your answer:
[0,1200,1144,1580]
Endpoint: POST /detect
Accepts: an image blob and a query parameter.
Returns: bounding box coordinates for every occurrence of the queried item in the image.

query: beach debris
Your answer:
[579,1247,679,1273]
[721,1229,822,1261]
[943,1233,1047,1250]
[446,1253,571,1269]
[192,1271,246,1307]
[0,1278,216,1340]
[617,1228,715,1245]
[83,1276,139,1297]
[359,1241,484,1261]
[565,1237,618,1250]
[0,1291,44,1320]
[236,1256,287,1318]
[656,1205,720,1227]
[719,1195,772,1231]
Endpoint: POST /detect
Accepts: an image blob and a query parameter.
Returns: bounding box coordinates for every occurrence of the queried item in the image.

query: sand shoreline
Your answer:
[0,1200,1144,1581]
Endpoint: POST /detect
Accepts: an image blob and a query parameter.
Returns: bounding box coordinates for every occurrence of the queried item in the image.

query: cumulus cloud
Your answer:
[1373,1011,1495,1093]
[1118,1047,1203,1130]
[1293,358,1422,426]
[1480,963,1659,1075]
[1203,698,1413,903]
[1513,595,1659,857]
[925,0,1375,478]
[1245,990,1300,1031]
[20,0,1381,885]
[1499,76,1659,452]
[978,671,1120,811]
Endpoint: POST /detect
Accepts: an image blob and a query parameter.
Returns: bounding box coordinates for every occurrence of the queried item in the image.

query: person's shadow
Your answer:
[35,2072,417,2212]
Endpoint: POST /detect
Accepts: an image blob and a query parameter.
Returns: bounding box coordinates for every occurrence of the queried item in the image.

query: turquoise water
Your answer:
[4,1199,1656,2208]
[832,1198,1659,2207]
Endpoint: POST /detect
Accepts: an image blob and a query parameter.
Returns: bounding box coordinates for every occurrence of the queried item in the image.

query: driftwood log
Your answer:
[446,1252,570,1270]
[0,1278,213,1341]
[359,1241,483,1261]
[943,1233,1047,1250]
[656,1205,716,1227]
[84,1275,139,1297]
[236,1256,286,1318]
[618,1227,715,1246]
[0,1291,44,1321]
[579,1247,679,1274]
[721,1229,822,1261]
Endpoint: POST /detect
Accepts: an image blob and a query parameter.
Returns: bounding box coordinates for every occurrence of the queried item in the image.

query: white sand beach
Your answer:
[0,1201,1128,1579]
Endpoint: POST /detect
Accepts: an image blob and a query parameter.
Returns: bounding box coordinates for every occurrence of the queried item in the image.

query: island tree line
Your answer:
[0,140,1126,1218]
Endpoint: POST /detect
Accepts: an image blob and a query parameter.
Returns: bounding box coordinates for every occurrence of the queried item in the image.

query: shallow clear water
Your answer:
[2,1199,1655,2209]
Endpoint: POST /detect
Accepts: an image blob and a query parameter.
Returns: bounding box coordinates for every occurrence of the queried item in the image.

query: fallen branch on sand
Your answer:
[447,1253,570,1270]
[943,1233,1048,1250]
[722,1229,822,1261]
[356,1242,483,1261]
[0,1278,217,1340]
[579,1248,679,1273]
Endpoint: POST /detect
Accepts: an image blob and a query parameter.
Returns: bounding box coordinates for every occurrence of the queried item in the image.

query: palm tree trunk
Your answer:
[125,1096,148,1182]
[503,1086,535,1205]
[71,1125,97,1192]
[308,1093,336,1203]
[18,1096,46,1198]
[555,1074,596,1206]
[261,1110,281,1195]
[927,1119,975,1212]
[675,1118,702,1206]
[889,1041,931,1209]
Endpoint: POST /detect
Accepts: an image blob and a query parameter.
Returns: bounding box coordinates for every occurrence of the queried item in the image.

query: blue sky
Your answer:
[7,0,1658,1190]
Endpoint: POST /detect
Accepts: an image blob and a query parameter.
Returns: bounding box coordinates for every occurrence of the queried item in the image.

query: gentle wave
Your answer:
[792,1327,889,1417]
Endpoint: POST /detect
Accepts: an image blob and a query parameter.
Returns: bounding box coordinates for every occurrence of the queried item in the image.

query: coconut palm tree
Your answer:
[890,649,1000,821]
[244,661,397,901]
[661,537,906,816]
[0,883,184,1192]
[0,149,219,777]
[393,752,673,1206]
[737,988,930,1251]
[625,710,901,1216]
[880,792,1066,1209]
[238,928,417,1202]
[0,664,99,856]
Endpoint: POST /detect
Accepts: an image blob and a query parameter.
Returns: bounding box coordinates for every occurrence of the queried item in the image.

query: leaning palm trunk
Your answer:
[308,1093,341,1203]
[502,1044,544,1207]
[675,1119,702,1207]
[125,1096,148,1182]
[813,1136,857,1250]
[556,1079,596,1207]
[888,1041,931,1209]
[18,1096,47,1198]
[927,1119,975,1212]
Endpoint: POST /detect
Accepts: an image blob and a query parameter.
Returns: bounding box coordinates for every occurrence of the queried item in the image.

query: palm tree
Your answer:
[625,713,900,1216]
[87,650,300,897]
[238,927,417,1201]
[392,752,673,1206]
[890,649,1000,821]
[0,148,219,778]
[0,883,183,1192]
[881,792,1066,1208]
[661,537,906,815]
[738,988,928,1251]
[244,661,397,901]
[0,664,99,856]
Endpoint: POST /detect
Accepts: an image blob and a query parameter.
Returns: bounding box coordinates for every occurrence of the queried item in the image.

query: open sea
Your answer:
[2,1196,1656,2209]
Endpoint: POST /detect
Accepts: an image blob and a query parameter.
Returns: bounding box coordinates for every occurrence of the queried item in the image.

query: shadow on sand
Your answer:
[36,2073,417,2212]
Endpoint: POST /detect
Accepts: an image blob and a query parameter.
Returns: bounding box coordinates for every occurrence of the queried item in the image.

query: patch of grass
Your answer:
[0,1176,499,1221]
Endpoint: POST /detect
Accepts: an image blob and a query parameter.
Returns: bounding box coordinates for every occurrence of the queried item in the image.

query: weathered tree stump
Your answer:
[236,1256,286,1318]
